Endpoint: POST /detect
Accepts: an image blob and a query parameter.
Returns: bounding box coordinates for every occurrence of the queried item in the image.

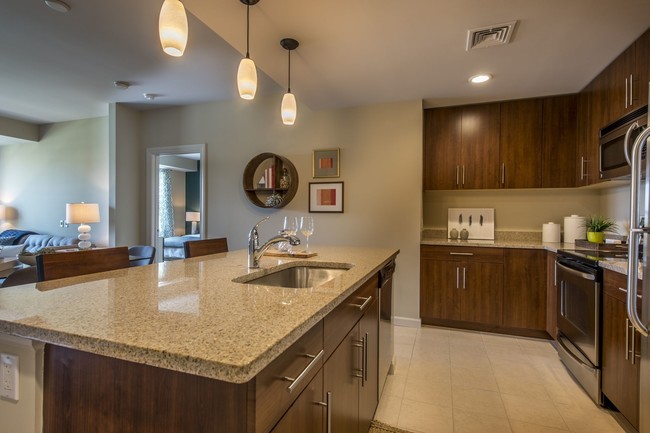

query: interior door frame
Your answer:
[145,144,207,256]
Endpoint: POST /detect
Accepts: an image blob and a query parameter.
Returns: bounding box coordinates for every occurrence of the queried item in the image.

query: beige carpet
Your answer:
[369,420,415,433]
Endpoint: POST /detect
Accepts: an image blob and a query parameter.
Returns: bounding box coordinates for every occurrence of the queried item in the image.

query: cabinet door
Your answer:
[460,262,503,325]
[423,108,462,190]
[541,95,577,188]
[576,90,590,186]
[358,299,379,433]
[635,28,650,108]
[323,326,361,433]
[420,258,459,322]
[271,369,324,433]
[604,43,636,123]
[461,103,501,189]
[586,75,607,185]
[502,249,547,331]
[546,252,558,339]
[499,99,543,188]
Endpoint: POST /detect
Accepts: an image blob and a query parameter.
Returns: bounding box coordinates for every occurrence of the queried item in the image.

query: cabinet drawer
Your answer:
[324,274,378,360]
[421,245,504,263]
[603,269,642,305]
[255,321,324,433]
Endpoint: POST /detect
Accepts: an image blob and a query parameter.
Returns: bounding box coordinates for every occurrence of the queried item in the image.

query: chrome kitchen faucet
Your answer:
[248,217,300,268]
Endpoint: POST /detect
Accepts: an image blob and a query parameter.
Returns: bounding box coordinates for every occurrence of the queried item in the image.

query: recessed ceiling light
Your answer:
[44,0,71,13]
[469,74,492,84]
[143,93,156,101]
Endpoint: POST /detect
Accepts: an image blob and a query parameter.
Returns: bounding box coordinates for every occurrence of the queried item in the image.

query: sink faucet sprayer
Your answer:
[248,217,300,268]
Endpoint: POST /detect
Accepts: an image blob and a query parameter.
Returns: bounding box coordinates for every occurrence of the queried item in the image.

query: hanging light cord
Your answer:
[287,49,292,92]
[245,4,251,59]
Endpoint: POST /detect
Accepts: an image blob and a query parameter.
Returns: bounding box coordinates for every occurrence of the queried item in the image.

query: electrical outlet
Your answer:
[1,353,19,401]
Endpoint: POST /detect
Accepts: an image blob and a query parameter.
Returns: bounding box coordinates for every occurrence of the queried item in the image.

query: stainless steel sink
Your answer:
[236,265,351,288]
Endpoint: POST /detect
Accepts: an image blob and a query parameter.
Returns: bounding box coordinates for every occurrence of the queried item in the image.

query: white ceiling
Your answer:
[1,0,650,125]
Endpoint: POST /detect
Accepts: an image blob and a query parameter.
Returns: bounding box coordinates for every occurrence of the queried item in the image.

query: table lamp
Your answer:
[186,211,200,234]
[66,203,100,250]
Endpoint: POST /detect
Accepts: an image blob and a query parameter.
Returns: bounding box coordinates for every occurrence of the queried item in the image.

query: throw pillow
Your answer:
[0,236,16,246]
[0,244,26,258]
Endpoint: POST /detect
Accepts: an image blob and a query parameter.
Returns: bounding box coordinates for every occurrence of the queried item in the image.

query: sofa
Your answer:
[0,229,80,253]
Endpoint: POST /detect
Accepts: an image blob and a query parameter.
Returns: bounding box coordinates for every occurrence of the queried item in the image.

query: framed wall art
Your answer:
[312,148,340,178]
[309,182,344,213]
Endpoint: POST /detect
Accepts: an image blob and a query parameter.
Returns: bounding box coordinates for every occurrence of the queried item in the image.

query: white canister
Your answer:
[542,222,561,243]
[563,215,586,243]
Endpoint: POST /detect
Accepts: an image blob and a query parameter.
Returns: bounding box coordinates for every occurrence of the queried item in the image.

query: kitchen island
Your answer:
[0,246,398,433]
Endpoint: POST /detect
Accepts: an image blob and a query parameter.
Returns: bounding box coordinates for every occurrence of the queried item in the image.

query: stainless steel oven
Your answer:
[556,252,603,405]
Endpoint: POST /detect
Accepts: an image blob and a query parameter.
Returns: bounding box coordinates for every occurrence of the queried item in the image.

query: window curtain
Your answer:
[159,168,175,238]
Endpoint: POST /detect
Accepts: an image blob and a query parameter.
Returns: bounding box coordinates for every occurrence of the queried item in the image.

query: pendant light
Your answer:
[237,0,260,100]
[280,38,299,125]
[159,0,188,57]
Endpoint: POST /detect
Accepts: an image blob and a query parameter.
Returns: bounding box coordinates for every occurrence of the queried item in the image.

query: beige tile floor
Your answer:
[374,325,627,433]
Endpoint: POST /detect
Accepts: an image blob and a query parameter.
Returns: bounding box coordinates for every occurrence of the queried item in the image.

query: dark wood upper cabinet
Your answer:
[423,107,461,190]
[635,28,650,108]
[576,90,590,186]
[499,99,543,188]
[461,103,501,189]
[541,95,578,188]
[603,44,636,125]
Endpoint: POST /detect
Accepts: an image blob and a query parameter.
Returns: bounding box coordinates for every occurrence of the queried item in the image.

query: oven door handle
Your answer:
[557,336,597,374]
[556,261,596,281]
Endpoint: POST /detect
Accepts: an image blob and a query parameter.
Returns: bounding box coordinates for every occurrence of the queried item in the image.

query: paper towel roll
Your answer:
[564,215,586,244]
[542,222,561,243]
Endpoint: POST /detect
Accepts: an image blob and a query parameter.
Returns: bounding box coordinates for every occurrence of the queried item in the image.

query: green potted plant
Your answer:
[585,216,617,243]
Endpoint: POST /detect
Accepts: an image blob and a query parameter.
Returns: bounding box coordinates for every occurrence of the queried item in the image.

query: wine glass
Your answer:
[300,216,314,252]
[283,216,298,252]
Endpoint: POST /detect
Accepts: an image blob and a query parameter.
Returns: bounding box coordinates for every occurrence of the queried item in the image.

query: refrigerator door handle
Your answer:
[627,127,650,337]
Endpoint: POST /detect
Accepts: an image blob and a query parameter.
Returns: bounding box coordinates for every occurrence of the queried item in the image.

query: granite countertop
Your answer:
[0,246,398,383]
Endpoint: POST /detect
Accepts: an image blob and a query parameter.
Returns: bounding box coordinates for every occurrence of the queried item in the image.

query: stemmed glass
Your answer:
[300,216,314,252]
[283,216,298,252]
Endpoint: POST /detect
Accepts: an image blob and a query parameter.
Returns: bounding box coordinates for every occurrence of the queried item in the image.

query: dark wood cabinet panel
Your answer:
[602,270,641,430]
[499,99,543,188]
[271,370,324,433]
[460,262,503,325]
[461,103,501,189]
[576,90,590,186]
[635,28,650,108]
[502,249,547,331]
[358,299,379,433]
[546,251,558,339]
[324,327,361,433]
[603,44,636,124]
[420,257,458,321]
[423,107,461,190]
[541,95,577,188]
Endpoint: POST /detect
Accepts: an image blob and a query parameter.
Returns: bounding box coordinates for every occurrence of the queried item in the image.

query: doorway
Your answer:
[146,144,206,262]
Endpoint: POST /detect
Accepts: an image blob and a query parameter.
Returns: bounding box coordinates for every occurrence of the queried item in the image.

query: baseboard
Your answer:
[394,316,421,328]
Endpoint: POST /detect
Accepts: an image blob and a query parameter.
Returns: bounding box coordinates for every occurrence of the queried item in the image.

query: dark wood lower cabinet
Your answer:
[271,370,324,433]
[461,262,503,325]
[546,251,558,338]
[602,270,641,430]
[502,249,547,331]
[359,298,379,433]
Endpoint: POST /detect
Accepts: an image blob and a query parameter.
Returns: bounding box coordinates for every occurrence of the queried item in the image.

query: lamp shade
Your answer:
[281,92,297,125]
[159,0,188,57]
[66,203,100,224]
[185,211,200,222]
[237,57,257,100]
[0,205,5,221]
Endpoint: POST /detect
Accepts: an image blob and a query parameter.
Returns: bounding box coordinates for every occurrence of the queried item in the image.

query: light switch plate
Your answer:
[1,353,19,401]
[448,208,495,240]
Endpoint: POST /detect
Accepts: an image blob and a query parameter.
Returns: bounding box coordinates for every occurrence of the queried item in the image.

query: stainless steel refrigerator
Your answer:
[627,88,650,433]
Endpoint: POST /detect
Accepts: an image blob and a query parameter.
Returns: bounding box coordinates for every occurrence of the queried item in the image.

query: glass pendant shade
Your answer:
[159,0,188,57]
[281,92,297,125]
[238,57,258,100]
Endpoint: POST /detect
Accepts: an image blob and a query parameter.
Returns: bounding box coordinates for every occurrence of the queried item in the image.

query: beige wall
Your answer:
[140,96,423,321]
[0,117,110,246]
[599,183,631,234]
[0,334,43,433]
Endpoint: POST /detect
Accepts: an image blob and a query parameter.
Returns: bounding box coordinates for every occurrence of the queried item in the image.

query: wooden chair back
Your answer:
[36,247,131,282]
[128,245,156,266]
[1,267,38,288]
[183,237,228,259]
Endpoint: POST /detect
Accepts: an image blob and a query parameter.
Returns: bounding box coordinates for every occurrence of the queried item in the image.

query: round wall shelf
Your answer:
[242,153,298,208]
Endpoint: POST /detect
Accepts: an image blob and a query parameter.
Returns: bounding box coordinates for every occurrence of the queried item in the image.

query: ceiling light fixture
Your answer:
[44,0,71,13]
[159,0,188,57]
[469,74,492,84]
[143,93,156,101]
[113,81,130,90]
[280,38,299,126]
[237,0,260,100]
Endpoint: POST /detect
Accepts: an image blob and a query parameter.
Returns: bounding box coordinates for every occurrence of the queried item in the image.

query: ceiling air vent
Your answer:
[466,20,518,51]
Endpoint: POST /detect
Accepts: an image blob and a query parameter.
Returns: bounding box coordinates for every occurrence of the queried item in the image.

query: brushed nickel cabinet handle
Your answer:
[316,392,332,433]
[364,332,369,383]
[501,163,505,184]
[580,156,584,181]
[283,349,324,393]
[462,165,465,186]
[625,77,629,109]
[450,252,473,256]
[462,267,466,289]
[351,296,373,311]
[630,74,633,106]
[456,267,460,289]
[456,166,459,186]
[626,318,630,361]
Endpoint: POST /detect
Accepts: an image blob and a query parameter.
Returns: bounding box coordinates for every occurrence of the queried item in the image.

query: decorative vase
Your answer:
[587,231,605,243]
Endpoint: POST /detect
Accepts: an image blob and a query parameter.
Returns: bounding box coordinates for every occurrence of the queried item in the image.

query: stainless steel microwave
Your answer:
[599,105,648,180]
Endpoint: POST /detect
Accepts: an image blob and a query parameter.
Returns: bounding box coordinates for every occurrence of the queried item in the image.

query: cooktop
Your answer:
[557,247,629,267]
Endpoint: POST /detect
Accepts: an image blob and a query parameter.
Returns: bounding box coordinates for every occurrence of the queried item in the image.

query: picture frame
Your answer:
[309,182,344,213]
[312,148,340,178]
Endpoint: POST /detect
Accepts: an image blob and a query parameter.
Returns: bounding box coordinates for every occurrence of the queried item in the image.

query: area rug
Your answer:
[369,420,415,433]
